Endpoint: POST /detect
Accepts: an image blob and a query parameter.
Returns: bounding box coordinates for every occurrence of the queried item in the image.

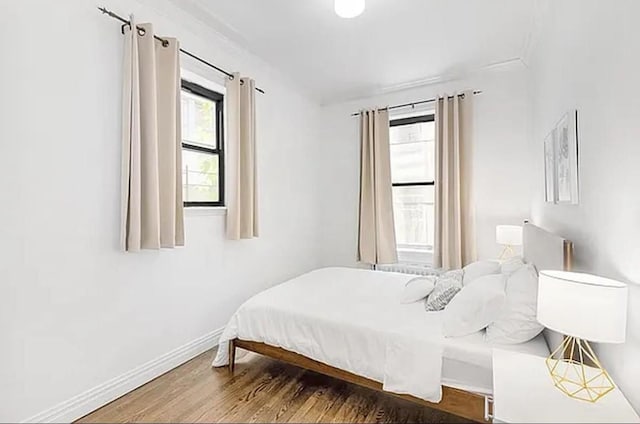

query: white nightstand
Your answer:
[492,348,639,423]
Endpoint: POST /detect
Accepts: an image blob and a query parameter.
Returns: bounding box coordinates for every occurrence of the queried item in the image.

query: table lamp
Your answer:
[537,270,628,402]
[496,225,523,259]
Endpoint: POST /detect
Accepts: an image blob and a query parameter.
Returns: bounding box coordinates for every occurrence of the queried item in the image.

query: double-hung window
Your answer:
[389,114,436,264]
[180,80,224,207]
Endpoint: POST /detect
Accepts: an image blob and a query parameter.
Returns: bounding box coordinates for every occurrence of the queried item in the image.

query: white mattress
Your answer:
[214,267,549,397]
[441,331,549,394]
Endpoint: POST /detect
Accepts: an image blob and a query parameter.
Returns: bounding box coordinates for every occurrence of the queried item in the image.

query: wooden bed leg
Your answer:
[228,339,236,375]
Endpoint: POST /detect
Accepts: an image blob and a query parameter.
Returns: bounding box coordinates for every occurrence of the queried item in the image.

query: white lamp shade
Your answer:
[335,0,365,18]
[496,225,523,246]
[537,270,628,343]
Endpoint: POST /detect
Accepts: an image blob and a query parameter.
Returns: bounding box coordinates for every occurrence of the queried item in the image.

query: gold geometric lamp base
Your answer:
[498,244,515,260]
[495,225,523,260]
[538,271,628,404]
[547,336,615,403]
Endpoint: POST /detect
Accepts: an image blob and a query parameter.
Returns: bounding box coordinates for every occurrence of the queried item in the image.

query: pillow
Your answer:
[401,276,436,304]
[462,260,500,286]
[425,270,463,312]
[486,264,544,344]
[442,274,506,337]
[500,256,525,275]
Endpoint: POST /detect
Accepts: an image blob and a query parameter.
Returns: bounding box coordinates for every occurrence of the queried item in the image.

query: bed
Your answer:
[212,222,573,422]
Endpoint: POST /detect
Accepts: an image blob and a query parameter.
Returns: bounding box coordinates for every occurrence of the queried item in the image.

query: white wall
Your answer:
[527,0,640,411]
[318,65,533,267]
[0,0,322,421]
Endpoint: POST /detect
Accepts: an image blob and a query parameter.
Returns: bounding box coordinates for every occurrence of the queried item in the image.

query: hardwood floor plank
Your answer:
[245,367,318,423]
[218,366,304,422]
[77,347,471,424]
[313,381,350,422]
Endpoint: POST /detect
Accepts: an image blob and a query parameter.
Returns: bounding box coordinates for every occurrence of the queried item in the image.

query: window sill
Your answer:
[184,207,227,217]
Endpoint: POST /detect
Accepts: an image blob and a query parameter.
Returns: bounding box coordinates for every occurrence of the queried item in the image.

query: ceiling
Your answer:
[174,0,535,104]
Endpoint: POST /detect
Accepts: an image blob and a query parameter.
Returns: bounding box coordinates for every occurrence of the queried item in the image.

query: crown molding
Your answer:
[520,0,551,68]
[163,0,254,54]
[322,57,527,106]
[131,0,316,100]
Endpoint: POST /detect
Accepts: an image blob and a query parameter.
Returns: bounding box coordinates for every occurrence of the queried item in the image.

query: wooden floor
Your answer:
[78,348,470,423]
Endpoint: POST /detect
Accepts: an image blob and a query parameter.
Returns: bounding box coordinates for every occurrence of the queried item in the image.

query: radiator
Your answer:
[377,263,441,276]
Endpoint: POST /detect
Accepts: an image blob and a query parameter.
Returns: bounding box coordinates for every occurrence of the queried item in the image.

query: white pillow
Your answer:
[486,264,544,344]
[400,276,436,304]
[442,274,506,337]
[500,256,525,275]
[462,260,501,285]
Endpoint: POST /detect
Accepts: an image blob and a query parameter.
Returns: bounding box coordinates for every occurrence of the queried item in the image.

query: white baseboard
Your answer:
[23,328,224,423]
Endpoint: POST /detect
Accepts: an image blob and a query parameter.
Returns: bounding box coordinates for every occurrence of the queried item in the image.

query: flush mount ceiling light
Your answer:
[335,0,365,18]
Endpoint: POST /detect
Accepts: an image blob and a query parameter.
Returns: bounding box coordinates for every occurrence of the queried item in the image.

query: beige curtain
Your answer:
[121,18,184,252]
[358,109,398,265]
[433,92,476,269]
[226,73,258,240]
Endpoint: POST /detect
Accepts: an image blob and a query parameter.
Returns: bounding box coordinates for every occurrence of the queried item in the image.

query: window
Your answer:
[181,80,224,207]
[389,114,435,264]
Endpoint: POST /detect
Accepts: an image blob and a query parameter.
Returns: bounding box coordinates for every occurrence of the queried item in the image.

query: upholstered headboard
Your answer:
[522,221,574,351]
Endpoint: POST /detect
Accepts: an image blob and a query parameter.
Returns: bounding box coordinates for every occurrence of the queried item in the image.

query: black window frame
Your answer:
[390,113,436,258]
[389,114,435,188]
[181,79,225,208]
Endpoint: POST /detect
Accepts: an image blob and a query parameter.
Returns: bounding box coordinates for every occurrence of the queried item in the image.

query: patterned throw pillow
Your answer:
[425,270,464,311]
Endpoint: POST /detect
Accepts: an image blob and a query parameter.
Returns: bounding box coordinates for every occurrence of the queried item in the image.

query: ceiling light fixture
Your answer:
[335,0,365,18]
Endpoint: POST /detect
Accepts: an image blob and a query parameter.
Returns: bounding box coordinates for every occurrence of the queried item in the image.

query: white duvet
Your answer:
[212,267,446,402]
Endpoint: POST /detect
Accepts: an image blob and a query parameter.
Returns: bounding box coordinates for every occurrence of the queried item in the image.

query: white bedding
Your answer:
[212,267,549,402]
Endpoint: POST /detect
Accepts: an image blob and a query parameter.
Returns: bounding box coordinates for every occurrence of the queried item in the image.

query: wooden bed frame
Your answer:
[227,222,574,423]
[228,339,488,421]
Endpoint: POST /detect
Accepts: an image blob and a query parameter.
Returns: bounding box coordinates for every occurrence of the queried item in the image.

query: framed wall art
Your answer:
[544,110,579,204]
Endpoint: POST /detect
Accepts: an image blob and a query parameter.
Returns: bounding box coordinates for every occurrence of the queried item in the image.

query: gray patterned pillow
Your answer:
[425,270,463,311]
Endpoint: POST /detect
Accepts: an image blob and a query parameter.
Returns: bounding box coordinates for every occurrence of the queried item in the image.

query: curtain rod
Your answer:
[98,7,265,94]
[350,90,482,117]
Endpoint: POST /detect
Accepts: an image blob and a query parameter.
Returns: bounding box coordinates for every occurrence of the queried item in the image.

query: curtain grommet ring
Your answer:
[162,40,169,47]
[137,27,146,36]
